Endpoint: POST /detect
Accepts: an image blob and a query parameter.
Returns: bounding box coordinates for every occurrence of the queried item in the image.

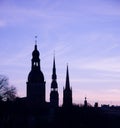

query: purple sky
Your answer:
[0,0,120,106]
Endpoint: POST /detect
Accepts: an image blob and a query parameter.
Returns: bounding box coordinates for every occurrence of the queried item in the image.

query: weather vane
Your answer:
[35,36,37,45]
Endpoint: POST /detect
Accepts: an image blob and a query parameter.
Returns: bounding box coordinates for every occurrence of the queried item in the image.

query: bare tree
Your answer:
[0,75,17,101]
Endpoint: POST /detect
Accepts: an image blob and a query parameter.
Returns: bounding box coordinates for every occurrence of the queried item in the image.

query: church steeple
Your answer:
[65,65,70,90]
[27,43,46,103]
[63,65,72,107]
[50,55,59,107]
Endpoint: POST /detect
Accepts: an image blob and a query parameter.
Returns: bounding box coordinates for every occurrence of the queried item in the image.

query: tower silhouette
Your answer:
[63,65,72,107]
[50,56,59,107]
[27,44,46,103]
[84,97,87,107]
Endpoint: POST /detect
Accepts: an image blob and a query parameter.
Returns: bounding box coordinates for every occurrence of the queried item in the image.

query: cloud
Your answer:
[79,57,120,72]
[1,0,120,29]
[0,45,32,67]
[0,20,6,27]
[107,89,120,93]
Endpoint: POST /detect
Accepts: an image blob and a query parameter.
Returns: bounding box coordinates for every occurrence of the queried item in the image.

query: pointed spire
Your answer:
[63,64,72,107]
[52,54,57,80]
[65,64,70,90]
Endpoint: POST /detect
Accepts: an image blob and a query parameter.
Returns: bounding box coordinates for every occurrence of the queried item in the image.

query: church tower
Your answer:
[63,65,72,107]
[27,44,46,103]
[50,56,59,107]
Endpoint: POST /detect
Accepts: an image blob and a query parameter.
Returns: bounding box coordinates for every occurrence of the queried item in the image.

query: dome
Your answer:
[51,80,58,88]
[28,69,44,83]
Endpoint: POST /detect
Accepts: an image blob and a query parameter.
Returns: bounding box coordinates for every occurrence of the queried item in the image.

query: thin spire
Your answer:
[65,64,70,90]
[52,54,57,80]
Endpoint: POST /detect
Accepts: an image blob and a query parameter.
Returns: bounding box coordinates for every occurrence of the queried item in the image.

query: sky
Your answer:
[0,0,120,106]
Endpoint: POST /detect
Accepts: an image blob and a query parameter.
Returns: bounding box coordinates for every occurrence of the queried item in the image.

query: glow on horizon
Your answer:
[0,0,120,106]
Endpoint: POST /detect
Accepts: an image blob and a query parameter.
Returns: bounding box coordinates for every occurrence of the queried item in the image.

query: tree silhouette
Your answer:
[0,75,17,101]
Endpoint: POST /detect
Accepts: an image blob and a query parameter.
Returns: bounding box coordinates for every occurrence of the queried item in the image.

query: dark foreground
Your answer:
[0,100,120,128]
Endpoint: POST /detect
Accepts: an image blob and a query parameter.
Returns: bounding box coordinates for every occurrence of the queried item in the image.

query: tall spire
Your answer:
[65,64,70,90]
[51,55,58,89]
[50,55,59,107]
[52,55,57,80]
[63,64,72,107]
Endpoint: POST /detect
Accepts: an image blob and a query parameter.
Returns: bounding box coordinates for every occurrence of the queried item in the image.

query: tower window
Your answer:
[34,62,38,67]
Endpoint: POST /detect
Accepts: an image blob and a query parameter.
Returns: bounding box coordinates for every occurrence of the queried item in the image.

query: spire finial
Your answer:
[35,36,37,45]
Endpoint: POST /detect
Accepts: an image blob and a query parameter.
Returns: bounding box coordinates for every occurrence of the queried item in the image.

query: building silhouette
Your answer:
[63,65,72,107]
[27,44,46,104]
[50,56,59,107]
[27,44,72,107]
[1,43,120,128]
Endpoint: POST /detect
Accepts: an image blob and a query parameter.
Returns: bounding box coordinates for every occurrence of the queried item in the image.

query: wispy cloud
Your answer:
[79,57,120,72]
[0,0,120,105]
[1,0,120,28]
[0,45,32,67]
[0,20,6,27]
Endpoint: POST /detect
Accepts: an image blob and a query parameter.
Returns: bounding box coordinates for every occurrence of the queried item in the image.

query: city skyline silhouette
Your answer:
[1,44,120,128]
[1,1,120,128]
